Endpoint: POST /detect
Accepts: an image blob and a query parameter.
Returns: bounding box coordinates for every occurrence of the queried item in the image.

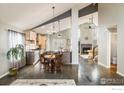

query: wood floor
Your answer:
[0,57,124,85]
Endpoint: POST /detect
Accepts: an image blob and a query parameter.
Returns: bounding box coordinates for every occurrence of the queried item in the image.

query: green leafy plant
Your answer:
[7,44,24,68]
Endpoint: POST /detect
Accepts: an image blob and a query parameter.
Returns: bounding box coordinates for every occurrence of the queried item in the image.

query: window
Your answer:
[8,30,25,68]
[8,29,25,48]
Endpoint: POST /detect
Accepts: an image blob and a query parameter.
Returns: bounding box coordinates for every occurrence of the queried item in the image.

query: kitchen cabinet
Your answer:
[25,31,36,41]
[25,31,37,50]
[37,34,47,49]
[62,51,72,64]
[26,50,40,65]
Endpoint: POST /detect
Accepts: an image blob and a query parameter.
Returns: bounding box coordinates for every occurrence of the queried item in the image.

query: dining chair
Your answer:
[40,54,49,70]
[54,54,63,71]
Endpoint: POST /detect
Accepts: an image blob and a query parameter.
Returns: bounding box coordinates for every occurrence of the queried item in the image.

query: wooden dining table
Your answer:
[43,54,56,71]
[44,54,56,59]
[43,53,63,71]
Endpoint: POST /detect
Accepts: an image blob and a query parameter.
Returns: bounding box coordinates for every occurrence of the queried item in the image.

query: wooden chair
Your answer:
[40,54,49,70]
[54,54,63,71]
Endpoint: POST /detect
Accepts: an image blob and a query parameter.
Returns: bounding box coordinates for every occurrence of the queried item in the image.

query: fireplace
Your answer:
[81,44,92,54]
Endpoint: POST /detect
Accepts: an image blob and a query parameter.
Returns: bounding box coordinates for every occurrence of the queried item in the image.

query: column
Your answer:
[71,7,79,64]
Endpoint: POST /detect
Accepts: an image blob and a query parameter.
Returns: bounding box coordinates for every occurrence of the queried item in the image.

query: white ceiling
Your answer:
[0,3,89,30]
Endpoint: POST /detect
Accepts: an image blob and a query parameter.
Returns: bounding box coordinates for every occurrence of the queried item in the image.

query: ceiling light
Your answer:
[51,6,56,35]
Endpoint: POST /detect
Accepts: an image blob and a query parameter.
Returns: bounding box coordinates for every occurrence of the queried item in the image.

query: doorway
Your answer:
[108,26,117,74]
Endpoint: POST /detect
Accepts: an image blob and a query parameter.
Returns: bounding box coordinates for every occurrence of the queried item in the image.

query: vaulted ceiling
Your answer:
[0,3,98,34]
[0,3,88,29]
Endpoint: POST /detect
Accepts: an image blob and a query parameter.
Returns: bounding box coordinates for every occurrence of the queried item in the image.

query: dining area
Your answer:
[39,51,63,72]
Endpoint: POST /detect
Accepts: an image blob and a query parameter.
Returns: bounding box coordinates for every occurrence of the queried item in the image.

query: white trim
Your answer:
[117,71,124,77]
[98,62,109,68]
[107,31,111,68]
[0,72,9,79]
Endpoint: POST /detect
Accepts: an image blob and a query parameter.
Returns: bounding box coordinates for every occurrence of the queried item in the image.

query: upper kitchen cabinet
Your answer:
[37,34,47,49]
[25,31,36,41]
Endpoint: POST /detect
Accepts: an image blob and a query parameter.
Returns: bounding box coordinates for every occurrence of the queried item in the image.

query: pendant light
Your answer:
[52,6,56,35]
[82,16,95,30]
[89,16,95,29]
[57,20,62,37]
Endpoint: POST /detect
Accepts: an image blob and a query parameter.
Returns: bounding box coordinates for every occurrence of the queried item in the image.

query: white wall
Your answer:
[97,26,110,68]
[98,4,124,76]
[0,26,9,78]
[79,24,92,44]
[98,4,119,28]
[0,21,23,78]
[49,29,71,51]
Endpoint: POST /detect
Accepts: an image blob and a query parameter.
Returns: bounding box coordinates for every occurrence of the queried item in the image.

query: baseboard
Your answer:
[0,72,9,79]
[117,71,124,77]
[98,62,109,68]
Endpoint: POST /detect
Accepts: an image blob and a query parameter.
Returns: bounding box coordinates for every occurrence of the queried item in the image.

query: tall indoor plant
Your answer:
[7,44,24,75]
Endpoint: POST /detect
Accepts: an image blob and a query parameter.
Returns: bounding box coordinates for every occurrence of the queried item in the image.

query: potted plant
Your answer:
[7,44,24,76]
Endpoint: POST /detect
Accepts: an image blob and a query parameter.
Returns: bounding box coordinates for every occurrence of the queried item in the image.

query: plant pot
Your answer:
[9,68,18,76]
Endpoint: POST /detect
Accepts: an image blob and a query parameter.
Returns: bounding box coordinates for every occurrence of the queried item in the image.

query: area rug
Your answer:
[11,79,76,86]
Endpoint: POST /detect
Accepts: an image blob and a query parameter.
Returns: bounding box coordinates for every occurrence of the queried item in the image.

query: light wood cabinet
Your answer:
[25,31,30,40]
[25,32,47,50]
[37,34,47,49]
[25,31,36,41]
[25,31,37,50]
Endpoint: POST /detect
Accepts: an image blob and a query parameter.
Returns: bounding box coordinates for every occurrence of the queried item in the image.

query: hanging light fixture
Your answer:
[52,6,56,35]
[81,16,95,30]
[57,20,62,37]
[88,16,95,29]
